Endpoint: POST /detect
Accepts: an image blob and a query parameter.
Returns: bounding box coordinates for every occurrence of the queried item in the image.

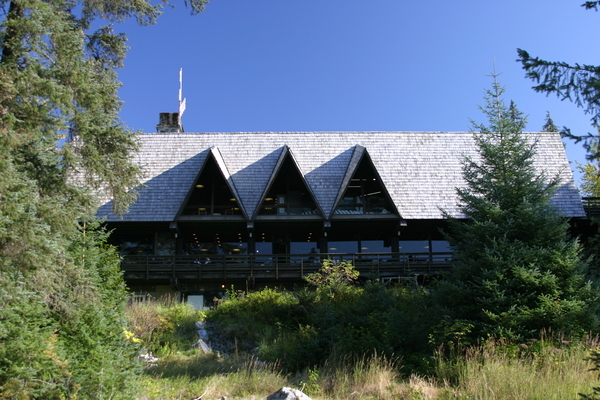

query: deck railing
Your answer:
[583,197,600,218]
[121,252,453,281]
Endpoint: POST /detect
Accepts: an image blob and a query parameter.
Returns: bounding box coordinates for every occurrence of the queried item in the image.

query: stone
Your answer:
[192,338,211,353]
[139,352,158,363]
[266,387,312,400]
[198,329,209,340]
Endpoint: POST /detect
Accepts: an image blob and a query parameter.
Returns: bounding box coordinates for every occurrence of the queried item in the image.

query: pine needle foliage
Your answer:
[542,111,559,133]
[517,3,600,161]
[579,135,600,197]
[435,77,600,343]
[0,1,207,398]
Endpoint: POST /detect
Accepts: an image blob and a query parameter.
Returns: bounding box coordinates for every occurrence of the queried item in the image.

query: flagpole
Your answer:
[178,68,186,125]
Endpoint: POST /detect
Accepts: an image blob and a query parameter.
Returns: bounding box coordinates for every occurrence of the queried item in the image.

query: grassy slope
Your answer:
[128,291,600,400]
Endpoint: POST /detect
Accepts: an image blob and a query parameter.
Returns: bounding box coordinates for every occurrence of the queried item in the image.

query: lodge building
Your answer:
[97,113,587,307]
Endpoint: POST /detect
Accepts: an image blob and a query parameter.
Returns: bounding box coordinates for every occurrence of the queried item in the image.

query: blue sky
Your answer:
[115,1,600,183]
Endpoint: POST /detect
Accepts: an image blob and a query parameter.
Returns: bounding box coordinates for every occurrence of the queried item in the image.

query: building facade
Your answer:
[97,114,586,305]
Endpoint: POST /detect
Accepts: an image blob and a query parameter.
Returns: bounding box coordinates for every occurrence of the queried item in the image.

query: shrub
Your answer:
[208,287,303,347]
[126,297,203,356]
[304,259,360,302]
[0,223,140,399]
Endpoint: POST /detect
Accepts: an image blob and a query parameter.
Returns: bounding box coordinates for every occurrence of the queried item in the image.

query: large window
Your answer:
[360,240,390,253]
[290,241,318,255]
[398,240,451,254]
[333,153,395,215]
[327,241,358,254]
[255,242,272,255]
[182,154,242,216]
[258,156,318,216]
[431,240,451,252]
[399,240,429,253]
[184,231,247,256]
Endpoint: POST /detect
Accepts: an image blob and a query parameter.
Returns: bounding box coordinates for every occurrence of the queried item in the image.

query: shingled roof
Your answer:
[95,131,585,222]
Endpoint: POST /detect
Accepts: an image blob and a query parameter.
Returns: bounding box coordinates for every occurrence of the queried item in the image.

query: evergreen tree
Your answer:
[0,1,206,397]
[517,2,600,160]
[542,111,559,133]
[434,77,599,342]
[580,164,600,197]
[579,133,600,197]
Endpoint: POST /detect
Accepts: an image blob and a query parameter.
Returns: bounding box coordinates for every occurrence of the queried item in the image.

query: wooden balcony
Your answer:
[121,252,453,281]
[582,197,600,218]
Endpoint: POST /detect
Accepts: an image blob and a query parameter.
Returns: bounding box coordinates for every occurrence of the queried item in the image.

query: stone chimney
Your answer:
[156,112,184,133]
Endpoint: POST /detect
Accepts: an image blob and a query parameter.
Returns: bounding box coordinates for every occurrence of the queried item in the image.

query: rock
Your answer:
[266,387,312,400]
[139,352,159,363]
[198,329,209,340]
[196,321,210,341]
[192,338,211,353]
[139,352,159,368]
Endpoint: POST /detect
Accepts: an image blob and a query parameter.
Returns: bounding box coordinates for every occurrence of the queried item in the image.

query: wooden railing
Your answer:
[582,197,600,218]
[121,252,453,281]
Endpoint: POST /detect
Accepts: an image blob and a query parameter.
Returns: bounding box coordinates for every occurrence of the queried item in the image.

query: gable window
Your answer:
[334,153,395,215]
[182,153,242,216]
[258,155,318,216]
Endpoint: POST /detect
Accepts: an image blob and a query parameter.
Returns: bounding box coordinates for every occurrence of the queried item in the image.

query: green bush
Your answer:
[207,264,437,373]
[0,273,67,399]
[304,259,361,302]
[126,298,203,356]
[0,223,140,399]
[208,287,303,346]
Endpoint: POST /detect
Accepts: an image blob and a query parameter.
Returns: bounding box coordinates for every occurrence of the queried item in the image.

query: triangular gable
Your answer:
[97,149,211,222]
[210,147,247,218]
[301,146,356,218]
[331,147,399,219]
[287,147,325,218]
[177,148,247,218]
[254,146,323,219]
[330,145,365,219]
[227,147,286,218]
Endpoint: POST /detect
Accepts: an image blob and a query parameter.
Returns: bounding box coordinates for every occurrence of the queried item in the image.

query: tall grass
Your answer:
[128,292,600,399]
[316,353,402,399]
[135,331,600,399]
[139,353,289,400]
[436,336,600,400]
[126,295,205,356]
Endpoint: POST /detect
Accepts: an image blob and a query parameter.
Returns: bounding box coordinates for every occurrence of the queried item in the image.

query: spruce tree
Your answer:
[435,77,599,342]
[0,1,206,397]
[542,111,559,133]
[579,133,600,197]
[518,2,600,160]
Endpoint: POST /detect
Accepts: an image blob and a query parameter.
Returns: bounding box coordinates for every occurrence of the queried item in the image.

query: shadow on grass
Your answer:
[144,352,282,381]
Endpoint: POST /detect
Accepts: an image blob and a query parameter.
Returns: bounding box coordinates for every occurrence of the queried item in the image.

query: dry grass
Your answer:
[138,353,289,400]
[436,336,600,400]
[135,337,600,400]
[130,299,600,399]
[408,375,451,399]
[316,353,402,399]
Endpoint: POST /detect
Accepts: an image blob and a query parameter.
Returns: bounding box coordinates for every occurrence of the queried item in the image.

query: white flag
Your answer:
[178,68,186,117]
[179,97,186,117]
